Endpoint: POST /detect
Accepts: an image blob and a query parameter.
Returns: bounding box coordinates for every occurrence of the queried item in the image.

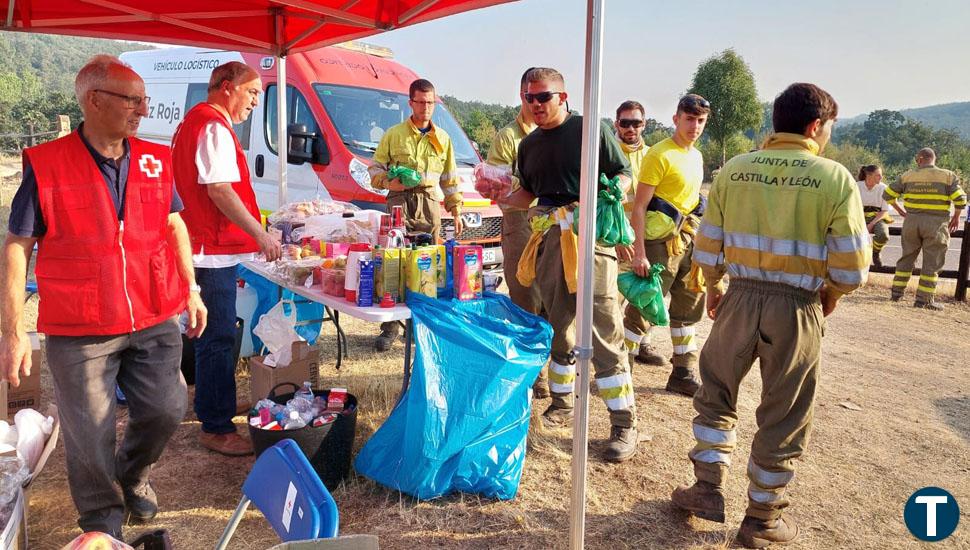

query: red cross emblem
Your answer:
[138,154,163,178]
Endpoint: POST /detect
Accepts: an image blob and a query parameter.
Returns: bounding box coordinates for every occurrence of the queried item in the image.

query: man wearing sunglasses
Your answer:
[628,94,711,398]
[612,100,665,368]
[484,68,547,397]
[2,55,205,538]
[368,78,464,351]
[500,67,639,463]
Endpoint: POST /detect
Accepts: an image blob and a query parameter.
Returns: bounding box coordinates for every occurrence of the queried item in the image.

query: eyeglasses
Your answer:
[524,91,564,104]
[409,99,435,106]
[678,94,710,111]
[618,119,645,129]
[95,89,150,109]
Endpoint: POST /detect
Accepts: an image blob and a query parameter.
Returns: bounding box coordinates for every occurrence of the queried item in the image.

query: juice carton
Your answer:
[378,248,403,303]
[405,246,439,298]
[453,245,483,301]
[356,259,375,307]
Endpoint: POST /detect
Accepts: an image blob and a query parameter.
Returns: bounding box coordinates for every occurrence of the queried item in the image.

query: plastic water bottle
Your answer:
[284,410,307,430]
[295,381,314,402]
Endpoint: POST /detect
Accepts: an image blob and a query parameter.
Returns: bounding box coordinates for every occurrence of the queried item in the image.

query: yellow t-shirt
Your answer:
[620,141,649,212]
[637,137,703,214]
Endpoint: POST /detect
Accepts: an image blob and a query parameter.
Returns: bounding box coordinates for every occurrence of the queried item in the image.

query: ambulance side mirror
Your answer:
[287,123,330,166]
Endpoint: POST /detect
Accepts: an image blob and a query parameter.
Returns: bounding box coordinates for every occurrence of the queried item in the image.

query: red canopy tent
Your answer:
[1,1,610,548]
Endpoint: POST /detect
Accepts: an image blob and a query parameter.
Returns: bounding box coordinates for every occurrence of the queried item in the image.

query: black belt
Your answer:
[646,195,706,226]
[863,206,882,213]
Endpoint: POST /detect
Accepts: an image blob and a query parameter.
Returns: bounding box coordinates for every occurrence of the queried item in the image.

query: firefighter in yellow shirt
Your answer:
[614,100,667,368]
[369,78,464,350]
[884,148,966,310]
[672,83,870,548]
[486,67,545,397]
[628,94,710,397]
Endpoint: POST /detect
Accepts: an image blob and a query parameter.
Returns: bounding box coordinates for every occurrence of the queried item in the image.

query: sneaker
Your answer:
[671,481,726,523]
[540,404,574,428]
[634,344,667,366]
[603,425,638,463]
[199,431,253,456]
[914,300,944,311]
[665,368,701,397]
[736,515,799,549]
[123,482,158,523]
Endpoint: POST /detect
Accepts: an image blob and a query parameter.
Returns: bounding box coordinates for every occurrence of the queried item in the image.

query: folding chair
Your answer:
[216,439,339,550]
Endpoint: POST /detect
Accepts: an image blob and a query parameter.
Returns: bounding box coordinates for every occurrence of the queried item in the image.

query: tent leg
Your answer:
[570,0,607,549]
[277,55,288,208]
[215,496,252,550]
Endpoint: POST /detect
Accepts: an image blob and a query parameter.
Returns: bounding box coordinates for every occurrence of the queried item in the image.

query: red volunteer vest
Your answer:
[26,132,187,336]
[172,103,260,255]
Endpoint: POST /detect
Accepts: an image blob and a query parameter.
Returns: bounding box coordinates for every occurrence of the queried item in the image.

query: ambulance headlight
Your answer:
[350,157,387,196]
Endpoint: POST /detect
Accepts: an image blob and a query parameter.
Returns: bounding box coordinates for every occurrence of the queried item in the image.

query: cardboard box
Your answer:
[249,342,320,403]
[0,405,59,550]
[4,334,43,421]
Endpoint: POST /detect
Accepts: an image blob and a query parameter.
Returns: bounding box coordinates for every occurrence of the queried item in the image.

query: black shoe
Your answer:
[872,250,882,268]
[603,426,638,463]
[123,482,158,523]
[890,293,902,302]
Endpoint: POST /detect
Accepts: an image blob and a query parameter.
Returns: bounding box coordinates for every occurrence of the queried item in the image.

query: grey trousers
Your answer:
[46,317,187,534]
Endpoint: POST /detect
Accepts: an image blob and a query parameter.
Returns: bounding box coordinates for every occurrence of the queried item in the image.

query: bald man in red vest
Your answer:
[0,55,206,539]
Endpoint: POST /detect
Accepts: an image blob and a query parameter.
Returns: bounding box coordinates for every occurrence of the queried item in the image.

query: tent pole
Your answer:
[569,0,606,549]
[277,54,287,207]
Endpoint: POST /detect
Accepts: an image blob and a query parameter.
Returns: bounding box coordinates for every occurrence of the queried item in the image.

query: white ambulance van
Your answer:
[120,43,503,264]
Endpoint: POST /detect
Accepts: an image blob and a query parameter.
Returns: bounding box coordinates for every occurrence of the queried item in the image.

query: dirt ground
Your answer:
[2,164,969,549]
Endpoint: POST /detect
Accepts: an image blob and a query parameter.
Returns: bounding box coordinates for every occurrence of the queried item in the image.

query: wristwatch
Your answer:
[189,284,202,293]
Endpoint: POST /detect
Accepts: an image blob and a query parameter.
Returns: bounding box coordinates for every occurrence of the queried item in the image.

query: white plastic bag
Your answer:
[253,300,304,367]
[14,408,53,473]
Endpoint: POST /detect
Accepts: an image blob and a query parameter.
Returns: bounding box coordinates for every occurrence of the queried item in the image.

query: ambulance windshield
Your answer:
[314,84,479,165]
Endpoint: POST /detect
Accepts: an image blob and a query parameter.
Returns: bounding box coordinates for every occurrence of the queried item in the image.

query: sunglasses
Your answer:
[524,91,564,104]
[618,119,645,129]
[678,95,710,111]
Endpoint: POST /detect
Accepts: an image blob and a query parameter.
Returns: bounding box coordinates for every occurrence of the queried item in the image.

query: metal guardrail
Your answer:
[869,219,970,301]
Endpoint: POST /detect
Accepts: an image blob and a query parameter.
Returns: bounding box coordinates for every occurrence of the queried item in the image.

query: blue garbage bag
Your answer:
[354,291,552,500]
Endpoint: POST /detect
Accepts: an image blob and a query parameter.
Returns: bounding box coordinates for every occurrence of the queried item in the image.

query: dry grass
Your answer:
[5,167,970,549]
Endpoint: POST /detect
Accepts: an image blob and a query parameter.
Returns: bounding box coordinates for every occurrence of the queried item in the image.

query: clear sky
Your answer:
[363,0,970,121]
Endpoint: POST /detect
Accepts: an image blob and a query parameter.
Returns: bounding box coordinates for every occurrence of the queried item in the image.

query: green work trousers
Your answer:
[892,212,949,302]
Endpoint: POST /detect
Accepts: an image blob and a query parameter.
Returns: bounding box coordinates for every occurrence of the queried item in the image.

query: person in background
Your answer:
[856,164,904,268]
[884,148,966,309]
[368,78,465,351]
[0,55,206,538]
[172,61,281,457]
[485,67,545,397]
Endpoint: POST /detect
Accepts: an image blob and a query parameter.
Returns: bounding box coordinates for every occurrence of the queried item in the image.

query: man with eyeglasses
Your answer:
[172,61,281,457]
[629,94,711,398]
[1,55,206,538]
[368,78,464,351]
[500,67,639,463]
[613,100,665,368]
[485,67,546,397]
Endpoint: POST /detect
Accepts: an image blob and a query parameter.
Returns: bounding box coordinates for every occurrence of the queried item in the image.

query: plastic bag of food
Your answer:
[574,174,634,247]
[473,162,513,199]
[387,165,423,188]
[617,263,669,326]
[267,199,359,225]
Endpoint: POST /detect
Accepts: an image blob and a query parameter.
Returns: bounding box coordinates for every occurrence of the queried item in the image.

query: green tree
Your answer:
[688,49,763,166]
[821,142,881,179]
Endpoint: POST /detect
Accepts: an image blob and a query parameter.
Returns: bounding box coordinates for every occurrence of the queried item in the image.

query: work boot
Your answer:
[374,323,401,352]
[665,366,701,397]
[634,343,667,366]
[736,515,799,548]
[540,404,574,428]
[123,481,158,524]
[532,380,550,399]
[915,300,944,311]
[670,481,726,523]
[603,425,638,463]
[890,293,902,302]
[871,249,882,268]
